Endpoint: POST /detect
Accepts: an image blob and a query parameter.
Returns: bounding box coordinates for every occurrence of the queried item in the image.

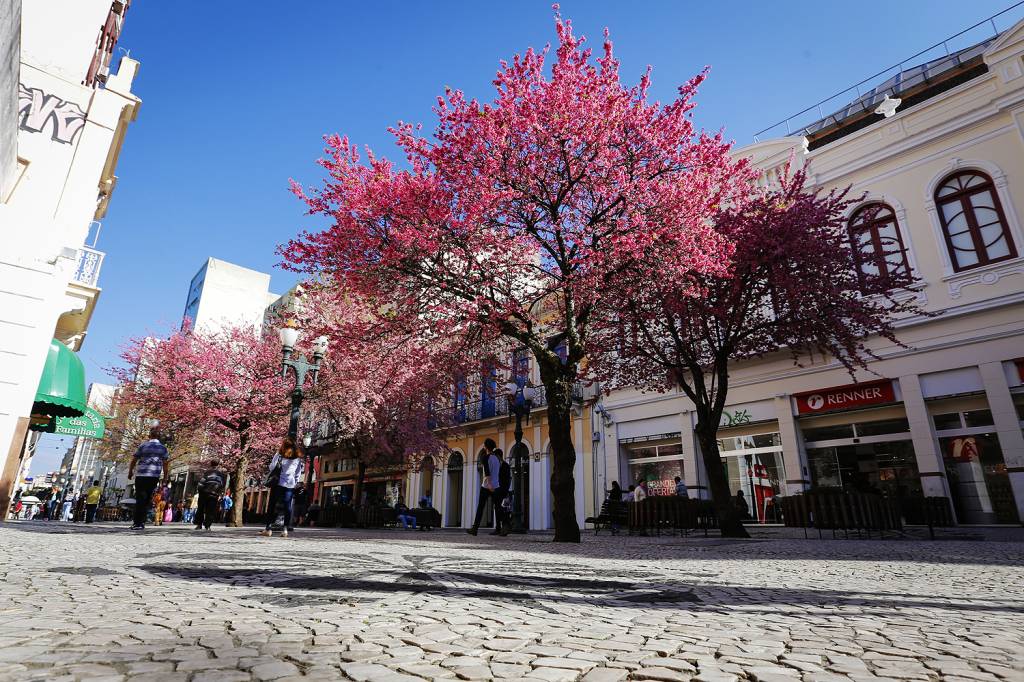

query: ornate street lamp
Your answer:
[503,380,536,533]
[278,327,328,486]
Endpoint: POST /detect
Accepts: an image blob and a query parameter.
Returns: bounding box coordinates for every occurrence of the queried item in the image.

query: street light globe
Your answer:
[312,335,329,355]
[302,434,312,448]
[504,381,519,396]
[278,326,300,349]
[523,386,537,401]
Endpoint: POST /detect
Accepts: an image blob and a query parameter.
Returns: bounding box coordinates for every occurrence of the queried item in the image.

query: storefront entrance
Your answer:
[804,417,921,502]
[718,432,785,523]
[933,408,1019,524]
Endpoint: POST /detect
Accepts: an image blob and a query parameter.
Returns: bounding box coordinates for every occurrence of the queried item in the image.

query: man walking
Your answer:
[220,491,233,525]
[467,438,500,536]
[194,460,226,531]
[491,448,512,536]
[84,480,103,523]
[127,426,169,531]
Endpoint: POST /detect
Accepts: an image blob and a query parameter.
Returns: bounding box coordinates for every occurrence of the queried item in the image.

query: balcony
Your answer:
[72,246,105,288]
[435,382,586,428]
[56,247,106,351]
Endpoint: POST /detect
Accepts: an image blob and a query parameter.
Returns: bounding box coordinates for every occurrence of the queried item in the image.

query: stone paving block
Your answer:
[251,660,301,680]
[632,666,692,681]
[582,668,628,682]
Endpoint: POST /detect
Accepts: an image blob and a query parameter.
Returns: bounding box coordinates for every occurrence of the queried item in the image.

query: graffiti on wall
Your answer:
[18,83,87,144]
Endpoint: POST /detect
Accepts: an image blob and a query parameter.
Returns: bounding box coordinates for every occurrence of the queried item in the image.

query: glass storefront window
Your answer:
[806,441,920,499]
[855,418,910,437]
[718,433,781,452]
[723,451,785,523]
[963,409,994,427]
[939,433,1019,524]
[629,459,684,497]
[933,412,963,430]
[625,442,684,497]
[802,424,855,442]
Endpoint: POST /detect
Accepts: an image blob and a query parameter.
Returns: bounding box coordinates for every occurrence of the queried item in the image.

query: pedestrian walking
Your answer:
[674,476,689,498]
[127,426,169,530]
[260,437,305,538]
[187,492,199,524]
[466,438,500,536]
[220,492,233,524]
[194,460,226,531]
[84,480,102,523]
[492,448,512,536]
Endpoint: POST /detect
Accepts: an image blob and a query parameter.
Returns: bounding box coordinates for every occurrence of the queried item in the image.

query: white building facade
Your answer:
[183,257,279,334]
[592,21,1024,526]
[0,0,140,517]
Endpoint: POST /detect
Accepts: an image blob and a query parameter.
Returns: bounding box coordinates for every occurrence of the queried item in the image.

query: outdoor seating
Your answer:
[586,500,629,534]
[778,490,904,538]
[412,507,442,529]
[627,497,718,537]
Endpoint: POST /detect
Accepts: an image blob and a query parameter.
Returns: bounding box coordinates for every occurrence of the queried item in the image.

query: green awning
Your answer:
[32,339,87,418]
[32,405,106,438]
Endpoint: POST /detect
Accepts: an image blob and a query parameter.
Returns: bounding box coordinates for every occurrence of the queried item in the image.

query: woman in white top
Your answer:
[260,437,305,538]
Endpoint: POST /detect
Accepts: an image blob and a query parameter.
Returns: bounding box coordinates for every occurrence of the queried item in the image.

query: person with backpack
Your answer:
[466,438,499,536]
[194,460,227,531]
[260,437,305,538]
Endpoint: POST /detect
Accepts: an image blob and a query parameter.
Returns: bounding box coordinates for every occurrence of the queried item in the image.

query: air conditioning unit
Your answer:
[96,64,110,83]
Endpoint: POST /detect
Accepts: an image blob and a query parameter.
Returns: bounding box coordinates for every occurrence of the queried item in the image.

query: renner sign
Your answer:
[795,379,896,415]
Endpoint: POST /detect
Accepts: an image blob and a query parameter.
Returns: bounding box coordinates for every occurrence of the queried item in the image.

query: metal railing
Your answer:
[72,246,105,287]
[435,382,586,427]
[752,2,1024,142]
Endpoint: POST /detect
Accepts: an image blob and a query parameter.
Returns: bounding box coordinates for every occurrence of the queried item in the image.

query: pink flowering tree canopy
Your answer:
[281,9,750,542]
[114,323,294,526]
[591,169,924,537]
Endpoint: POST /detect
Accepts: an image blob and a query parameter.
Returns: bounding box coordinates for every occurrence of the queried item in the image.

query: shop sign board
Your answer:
[794,379,896,415]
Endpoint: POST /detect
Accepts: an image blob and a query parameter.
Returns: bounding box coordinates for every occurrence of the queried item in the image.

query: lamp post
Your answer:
[278,327,328,486]
[503,381,536,533]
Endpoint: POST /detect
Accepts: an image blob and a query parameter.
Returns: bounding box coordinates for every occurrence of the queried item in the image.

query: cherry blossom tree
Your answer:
[281,9,750,541]
[591,169,924,538]
[114,324,293,526]
[295,286,467,506]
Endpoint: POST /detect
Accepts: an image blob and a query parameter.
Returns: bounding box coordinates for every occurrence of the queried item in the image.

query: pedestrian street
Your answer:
[1,523,1022,681]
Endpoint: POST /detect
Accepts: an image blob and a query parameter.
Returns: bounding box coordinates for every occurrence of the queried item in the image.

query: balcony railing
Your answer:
[434,382,586,427]
[72,246,105,287]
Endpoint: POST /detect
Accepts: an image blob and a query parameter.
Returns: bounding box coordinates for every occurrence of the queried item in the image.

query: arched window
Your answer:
[847,203,910,287]
[935,171,1017,272]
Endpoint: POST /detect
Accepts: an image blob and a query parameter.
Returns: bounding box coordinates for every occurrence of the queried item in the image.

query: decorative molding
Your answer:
[945,257,1024,298]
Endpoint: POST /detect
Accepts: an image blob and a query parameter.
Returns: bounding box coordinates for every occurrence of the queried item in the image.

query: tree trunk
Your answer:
[353,461,367,508]
[228,455,246,527]
[542,375,580,543]
[694,423,749,538]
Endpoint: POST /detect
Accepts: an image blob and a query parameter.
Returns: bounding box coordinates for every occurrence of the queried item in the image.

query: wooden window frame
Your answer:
[935,171,1017,272]
[847,202,910,289]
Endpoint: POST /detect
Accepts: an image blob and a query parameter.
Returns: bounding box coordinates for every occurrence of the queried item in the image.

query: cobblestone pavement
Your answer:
[1,523,1022,682]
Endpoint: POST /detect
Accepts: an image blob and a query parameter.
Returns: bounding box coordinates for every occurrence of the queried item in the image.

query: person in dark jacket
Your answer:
[491,449,512,537]
[194,460,227,531]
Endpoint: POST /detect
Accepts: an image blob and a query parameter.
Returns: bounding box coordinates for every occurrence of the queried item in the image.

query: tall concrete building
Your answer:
[0,0,141,518]
[182,258,279,334]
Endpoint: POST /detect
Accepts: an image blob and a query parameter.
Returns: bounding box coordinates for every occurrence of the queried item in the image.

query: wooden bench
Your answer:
[586,500,629,534]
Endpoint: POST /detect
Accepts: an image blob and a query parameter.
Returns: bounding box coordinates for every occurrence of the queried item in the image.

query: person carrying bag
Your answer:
[194,459,227,531]
[260,437,305,538]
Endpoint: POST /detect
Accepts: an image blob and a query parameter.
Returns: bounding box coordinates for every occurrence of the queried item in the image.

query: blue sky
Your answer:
[31,0,1021,474]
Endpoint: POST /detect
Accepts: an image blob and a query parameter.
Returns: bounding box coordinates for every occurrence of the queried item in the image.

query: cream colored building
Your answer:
[0,0,140,517]
[183,257,279,334]
[593,19,1024,526]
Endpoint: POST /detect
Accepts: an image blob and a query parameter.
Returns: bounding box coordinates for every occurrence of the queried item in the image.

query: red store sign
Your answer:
[795,379,897,415]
